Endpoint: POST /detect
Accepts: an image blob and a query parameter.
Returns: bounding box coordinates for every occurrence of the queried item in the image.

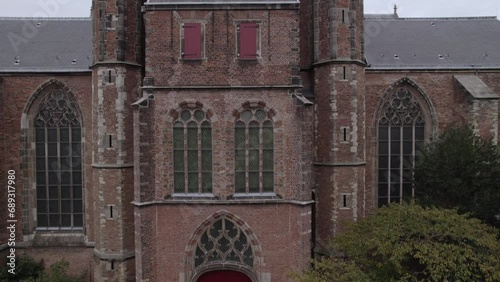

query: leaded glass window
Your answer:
[378,88,425,207]
[35,90,83,229]
[173,109,212,193]
[195,217,253,269]
[235,109,273,193]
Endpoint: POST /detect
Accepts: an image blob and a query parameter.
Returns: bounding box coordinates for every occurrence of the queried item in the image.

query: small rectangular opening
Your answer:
[343,66,347,80]
[341,193,351,209]
[108,135,113,148]
[110,206,113,218]
[108,70,112,83]
[340,126,350,143]
[111,260,114,270]
[342,10,345,23]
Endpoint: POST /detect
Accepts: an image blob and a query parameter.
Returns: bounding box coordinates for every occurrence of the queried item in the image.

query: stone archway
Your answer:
[197,270,252,282]
[184,211,263,282]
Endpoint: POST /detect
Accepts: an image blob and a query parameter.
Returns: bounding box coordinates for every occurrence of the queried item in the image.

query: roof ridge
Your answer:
[364,16,498,21]
[398,16,498,20]
[0,17,91,21]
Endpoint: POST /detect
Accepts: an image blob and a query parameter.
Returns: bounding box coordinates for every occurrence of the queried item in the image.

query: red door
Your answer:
[197,270,252,282]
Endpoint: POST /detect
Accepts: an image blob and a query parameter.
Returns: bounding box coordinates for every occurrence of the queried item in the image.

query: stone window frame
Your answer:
[233,101,276,195]
[374,78,436,208]
[180,20,207,61]
[34,89,83,230]
[235,19,262,60]
[184,211,262,282]
[168,101,214,197]
[173,11,210,62]
[20,79,87,238]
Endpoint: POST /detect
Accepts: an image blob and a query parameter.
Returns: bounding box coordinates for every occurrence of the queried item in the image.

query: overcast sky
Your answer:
[0,0,499,18]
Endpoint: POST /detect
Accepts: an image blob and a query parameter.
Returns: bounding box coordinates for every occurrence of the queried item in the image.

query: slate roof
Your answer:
[454,75,499,99]
[146,0,298,4]
[0,17,92,73]
[364,15,500,70]
[1,15,500,72]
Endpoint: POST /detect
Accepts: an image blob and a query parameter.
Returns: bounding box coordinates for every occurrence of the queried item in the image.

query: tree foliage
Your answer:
[414,125,500,227]
[293,203,500,282]
[36,260,85,282]
[0,257,85,282]
[290,256,370,282]
[0,256,43,281]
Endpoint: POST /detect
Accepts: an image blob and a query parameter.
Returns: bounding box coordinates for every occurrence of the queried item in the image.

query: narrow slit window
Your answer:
[340,126,349,143]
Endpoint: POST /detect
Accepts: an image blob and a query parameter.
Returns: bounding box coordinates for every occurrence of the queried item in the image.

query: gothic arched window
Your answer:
[195,217,253,269]
[235,109,274,193]
[378,88,426,207]
[173,109,212,194]
[35,90,83,229]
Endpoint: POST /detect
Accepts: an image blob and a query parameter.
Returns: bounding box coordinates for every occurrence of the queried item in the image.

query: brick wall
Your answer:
[364,71,500,208]
[136,204,311,282]
[144,9,300,87]
[0,73,93,277]
[20,247,93,280]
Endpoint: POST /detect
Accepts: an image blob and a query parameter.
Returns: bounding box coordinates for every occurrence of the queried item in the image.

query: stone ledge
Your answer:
[93,249,135,261]
[132,199,314,207]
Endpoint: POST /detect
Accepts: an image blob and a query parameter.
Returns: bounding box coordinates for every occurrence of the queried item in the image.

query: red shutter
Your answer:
[183,23,201,59]
[239,23,258,59]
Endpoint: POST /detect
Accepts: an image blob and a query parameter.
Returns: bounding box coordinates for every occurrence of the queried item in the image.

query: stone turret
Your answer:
[91,0,143,280]
[307,0,367,248]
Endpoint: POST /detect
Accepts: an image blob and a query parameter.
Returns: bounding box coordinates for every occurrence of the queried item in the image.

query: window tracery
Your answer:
[35,90,82,229]
[235,109,273,193]
[173,109,212,194]
[194,217,253,269]
[378,88,426,206]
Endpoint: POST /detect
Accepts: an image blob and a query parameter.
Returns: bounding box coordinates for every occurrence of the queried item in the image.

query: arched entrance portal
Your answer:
[197,270,252,282]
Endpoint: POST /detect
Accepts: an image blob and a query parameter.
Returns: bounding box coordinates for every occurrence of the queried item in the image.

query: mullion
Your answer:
[197,125,202,193]
[184,124,188,193]
[44,127,50,228]
[248,122,260,193]
[259,124,263,193]
[67,126,75,229]
[69,126,74,228]
[201,124,212,193]
[399,126,403,203]
[245,125,249,193]
[411,125,416,198]
[387,125,391,203]
[57,127,62,228]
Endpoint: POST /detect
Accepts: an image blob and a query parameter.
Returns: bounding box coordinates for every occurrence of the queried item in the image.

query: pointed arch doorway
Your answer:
[197,270,252,282]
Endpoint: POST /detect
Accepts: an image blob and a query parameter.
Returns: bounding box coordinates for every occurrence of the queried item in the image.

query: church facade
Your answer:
[0,0,499,281]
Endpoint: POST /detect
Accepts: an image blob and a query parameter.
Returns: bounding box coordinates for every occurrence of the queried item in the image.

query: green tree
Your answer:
[0,256,43,281]
[0,257,85,282]
[414,125,500,227]
[293,203,500,282]
[36,260,85,282]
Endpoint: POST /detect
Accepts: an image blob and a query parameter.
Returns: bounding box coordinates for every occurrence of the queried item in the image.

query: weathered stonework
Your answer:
[1,0,500,281]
